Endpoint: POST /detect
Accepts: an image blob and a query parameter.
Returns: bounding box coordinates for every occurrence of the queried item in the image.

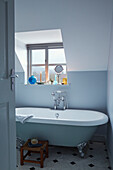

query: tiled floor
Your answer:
[16,141,112,170]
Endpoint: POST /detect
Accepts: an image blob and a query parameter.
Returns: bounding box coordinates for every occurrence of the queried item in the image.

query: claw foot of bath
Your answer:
[77,142,87,158]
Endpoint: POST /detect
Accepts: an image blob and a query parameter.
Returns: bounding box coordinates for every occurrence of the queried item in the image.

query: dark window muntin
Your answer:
[27,43,66,82]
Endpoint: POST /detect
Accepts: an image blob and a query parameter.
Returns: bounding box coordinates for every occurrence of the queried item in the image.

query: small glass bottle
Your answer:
[53,75,58,85]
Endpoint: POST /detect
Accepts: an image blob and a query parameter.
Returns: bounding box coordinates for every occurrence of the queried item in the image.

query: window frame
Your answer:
[27,43,66,82]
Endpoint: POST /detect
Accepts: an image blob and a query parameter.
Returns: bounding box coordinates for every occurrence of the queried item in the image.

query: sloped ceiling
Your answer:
[15,30,62,44]
[15,0,113,71]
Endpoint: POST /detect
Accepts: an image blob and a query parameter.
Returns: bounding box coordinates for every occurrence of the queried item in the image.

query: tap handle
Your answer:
[54,104,57,110]
[51,92,55,96]
[61,96,65,101]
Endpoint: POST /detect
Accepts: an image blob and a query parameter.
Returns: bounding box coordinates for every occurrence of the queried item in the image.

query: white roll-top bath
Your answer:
[16,108,108,126]
[16,107,108,157]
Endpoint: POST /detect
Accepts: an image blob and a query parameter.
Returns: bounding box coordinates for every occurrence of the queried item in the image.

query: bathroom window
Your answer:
[27,43,67,84]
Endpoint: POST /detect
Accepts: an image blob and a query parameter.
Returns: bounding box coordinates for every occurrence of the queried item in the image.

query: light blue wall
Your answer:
[68,71,107,112]
[16,71,107,113]
[16,83,68,108]
[107,8,113,168]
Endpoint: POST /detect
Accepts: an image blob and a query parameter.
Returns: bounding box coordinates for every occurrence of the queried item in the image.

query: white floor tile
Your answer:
[16,141,111,170]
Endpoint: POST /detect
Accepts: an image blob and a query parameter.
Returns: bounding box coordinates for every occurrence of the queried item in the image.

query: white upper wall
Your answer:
[15,39,27,83]
[15,0,113,71]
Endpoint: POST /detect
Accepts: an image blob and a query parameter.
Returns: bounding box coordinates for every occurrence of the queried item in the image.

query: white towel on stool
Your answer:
[16,115,33,124]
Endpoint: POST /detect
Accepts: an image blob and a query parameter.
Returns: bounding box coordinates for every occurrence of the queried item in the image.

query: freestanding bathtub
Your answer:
[16,107,108,149]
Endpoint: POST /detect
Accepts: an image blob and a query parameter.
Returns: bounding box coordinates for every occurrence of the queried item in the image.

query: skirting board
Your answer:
[91,135,105,143]
[107,144,113,169]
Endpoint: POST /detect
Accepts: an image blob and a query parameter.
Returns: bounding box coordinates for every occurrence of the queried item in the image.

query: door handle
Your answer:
[10,74,19,78]
[10,69,19,90]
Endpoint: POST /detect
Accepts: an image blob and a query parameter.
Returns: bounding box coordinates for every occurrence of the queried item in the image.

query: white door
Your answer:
[0,0,16,170]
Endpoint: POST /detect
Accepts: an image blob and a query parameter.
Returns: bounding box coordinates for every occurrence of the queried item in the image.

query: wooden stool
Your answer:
[20,139,49,168]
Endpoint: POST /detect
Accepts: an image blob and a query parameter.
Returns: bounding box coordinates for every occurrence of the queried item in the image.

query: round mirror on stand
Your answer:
[54,65,64,84]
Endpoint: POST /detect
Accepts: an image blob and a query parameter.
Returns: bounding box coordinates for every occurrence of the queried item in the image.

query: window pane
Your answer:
[32,66,45,82]
[49,65,67,83]
[32,49,45,64]
[48,49,66,64]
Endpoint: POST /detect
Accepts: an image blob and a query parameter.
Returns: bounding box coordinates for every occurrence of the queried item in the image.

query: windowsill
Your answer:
[24,83,70,86]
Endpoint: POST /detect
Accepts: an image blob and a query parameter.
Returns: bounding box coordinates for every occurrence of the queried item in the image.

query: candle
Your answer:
[40,72,42,82]
[62,78,67,85]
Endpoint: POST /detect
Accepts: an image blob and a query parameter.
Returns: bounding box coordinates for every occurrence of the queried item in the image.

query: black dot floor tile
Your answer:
[72,153,77,156]
[30,167,35,170]
[88,163,95,167]
[17,142,111,170]
[70,161,76,165]
[53,159,58,163]
[89,148,94,150]
[36,157,40,160]
[57,151,61,154]
[89,155,94,158]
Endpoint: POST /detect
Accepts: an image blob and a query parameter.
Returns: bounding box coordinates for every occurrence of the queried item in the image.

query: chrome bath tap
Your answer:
[51,91,67,110]
[51,92,57,109]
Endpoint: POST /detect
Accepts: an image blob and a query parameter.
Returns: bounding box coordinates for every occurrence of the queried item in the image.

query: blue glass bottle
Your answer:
[53,75,58,85]
[28,75,37,84]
